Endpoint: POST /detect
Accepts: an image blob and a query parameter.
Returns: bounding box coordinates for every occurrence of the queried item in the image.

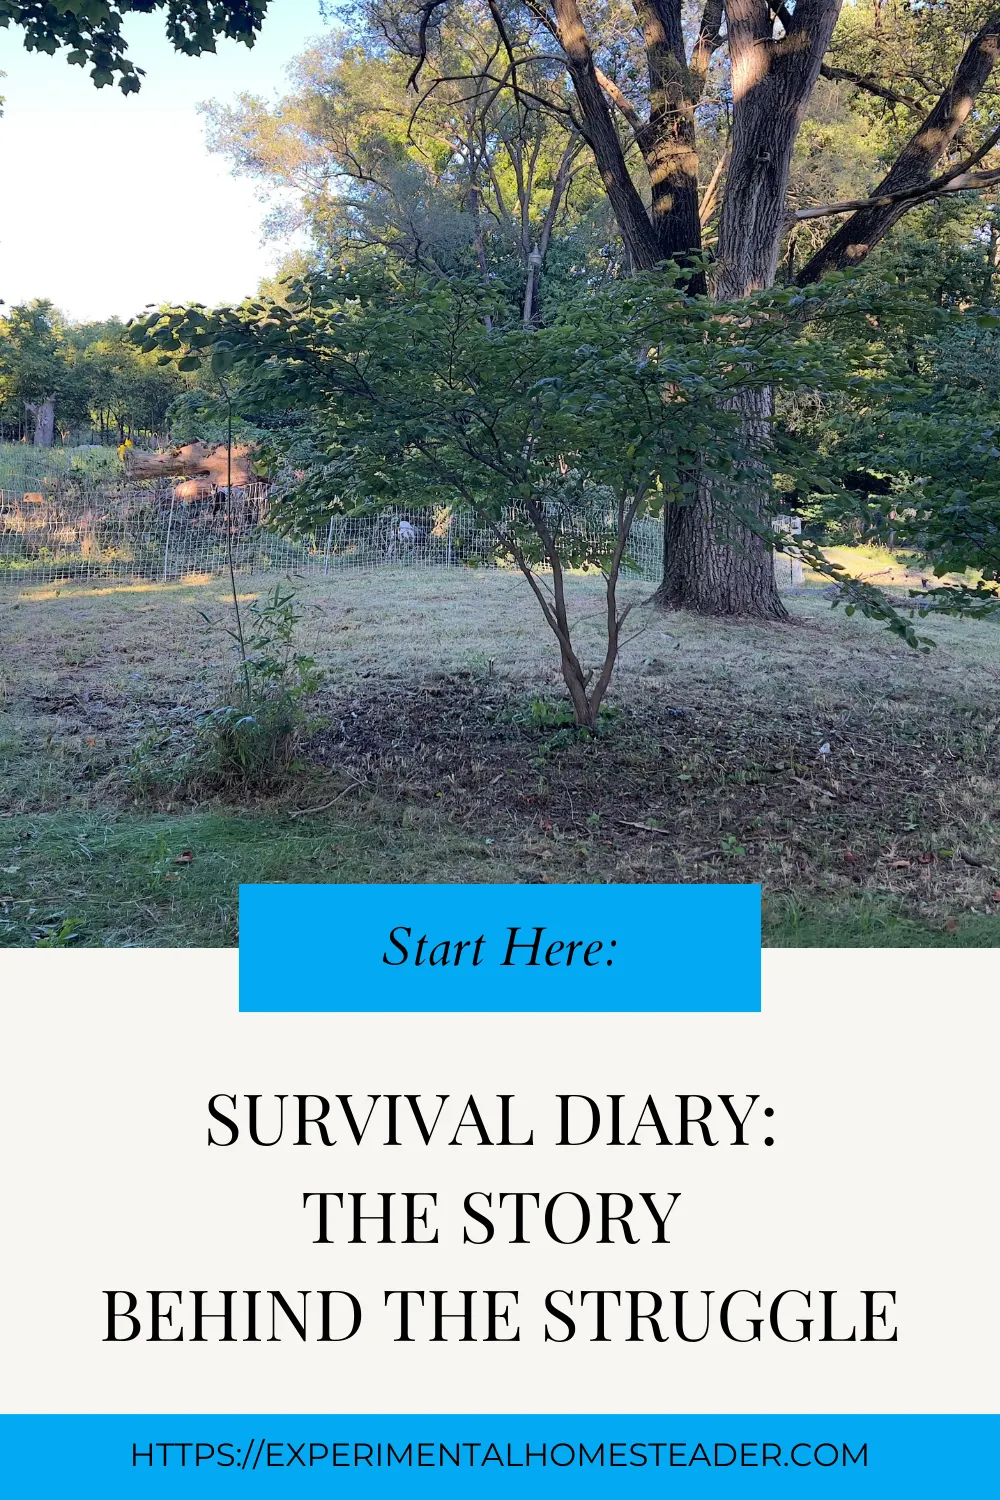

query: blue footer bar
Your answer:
[1,1416,994,1495]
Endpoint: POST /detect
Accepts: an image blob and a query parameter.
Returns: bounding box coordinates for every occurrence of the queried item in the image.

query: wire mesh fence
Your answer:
[0,483,668,588]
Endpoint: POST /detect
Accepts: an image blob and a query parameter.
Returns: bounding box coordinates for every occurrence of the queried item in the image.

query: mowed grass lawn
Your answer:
[3,559,1000,947]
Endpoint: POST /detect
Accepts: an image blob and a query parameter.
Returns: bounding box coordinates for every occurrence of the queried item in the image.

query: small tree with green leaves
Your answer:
[133,267,940,725]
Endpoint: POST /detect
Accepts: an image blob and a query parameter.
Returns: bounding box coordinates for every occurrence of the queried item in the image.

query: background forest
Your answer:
[0,304,186,446]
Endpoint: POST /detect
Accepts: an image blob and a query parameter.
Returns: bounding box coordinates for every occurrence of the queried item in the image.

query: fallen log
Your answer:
[125,440,261,496]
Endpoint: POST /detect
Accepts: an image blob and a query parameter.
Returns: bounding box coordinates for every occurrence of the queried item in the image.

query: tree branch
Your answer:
[699,146,729,225]
[483,0,522,107]
[548,0,662,268]
[819,63,922,113]
[793,165,1000,222]
[594,66,644,130]
[406,0,451,90]
[799,10,1000,282]
[690,0,725,101]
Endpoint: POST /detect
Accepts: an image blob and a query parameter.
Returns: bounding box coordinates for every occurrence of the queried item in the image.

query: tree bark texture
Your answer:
[26,398,55,447]
[633,0,706,290]
[715,0,842,297]
[658,387,788,616]
[658,0,841,617]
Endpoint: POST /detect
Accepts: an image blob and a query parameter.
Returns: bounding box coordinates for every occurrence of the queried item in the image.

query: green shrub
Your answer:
[135,586,323,795]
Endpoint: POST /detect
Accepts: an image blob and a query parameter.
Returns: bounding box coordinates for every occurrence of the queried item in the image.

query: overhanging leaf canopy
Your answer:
[0,0,269,92]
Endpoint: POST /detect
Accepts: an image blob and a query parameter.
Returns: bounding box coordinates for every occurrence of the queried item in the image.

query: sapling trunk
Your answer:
[221,385,252,707]
[500,492,640,731]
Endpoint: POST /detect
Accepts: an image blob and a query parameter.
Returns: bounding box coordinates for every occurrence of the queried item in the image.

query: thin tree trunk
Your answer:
[523,140,577,326]
[983,211,1000,304]
[550,0,662,270]
[522,248,543,325]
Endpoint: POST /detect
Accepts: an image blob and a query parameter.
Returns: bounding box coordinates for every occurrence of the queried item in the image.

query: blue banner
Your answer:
[2,1415,993,1495]
[238,883,761,1012]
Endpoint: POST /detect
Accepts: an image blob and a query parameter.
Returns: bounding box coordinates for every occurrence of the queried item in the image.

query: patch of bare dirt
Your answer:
[302,673,1000,916]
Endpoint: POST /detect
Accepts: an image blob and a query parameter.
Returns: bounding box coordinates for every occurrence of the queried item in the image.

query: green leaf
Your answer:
[210,342,236,376]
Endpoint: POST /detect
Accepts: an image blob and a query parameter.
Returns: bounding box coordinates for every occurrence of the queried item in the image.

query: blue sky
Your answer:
[0,0,329,322]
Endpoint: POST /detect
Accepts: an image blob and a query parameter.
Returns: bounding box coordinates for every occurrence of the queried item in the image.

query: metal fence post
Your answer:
[162,491,176,583]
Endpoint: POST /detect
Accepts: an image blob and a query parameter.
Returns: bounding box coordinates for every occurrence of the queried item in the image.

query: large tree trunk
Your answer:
[715,0,842,297]
[26,397,55,447]
[656,0,841,618]
[658,389,788,617]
